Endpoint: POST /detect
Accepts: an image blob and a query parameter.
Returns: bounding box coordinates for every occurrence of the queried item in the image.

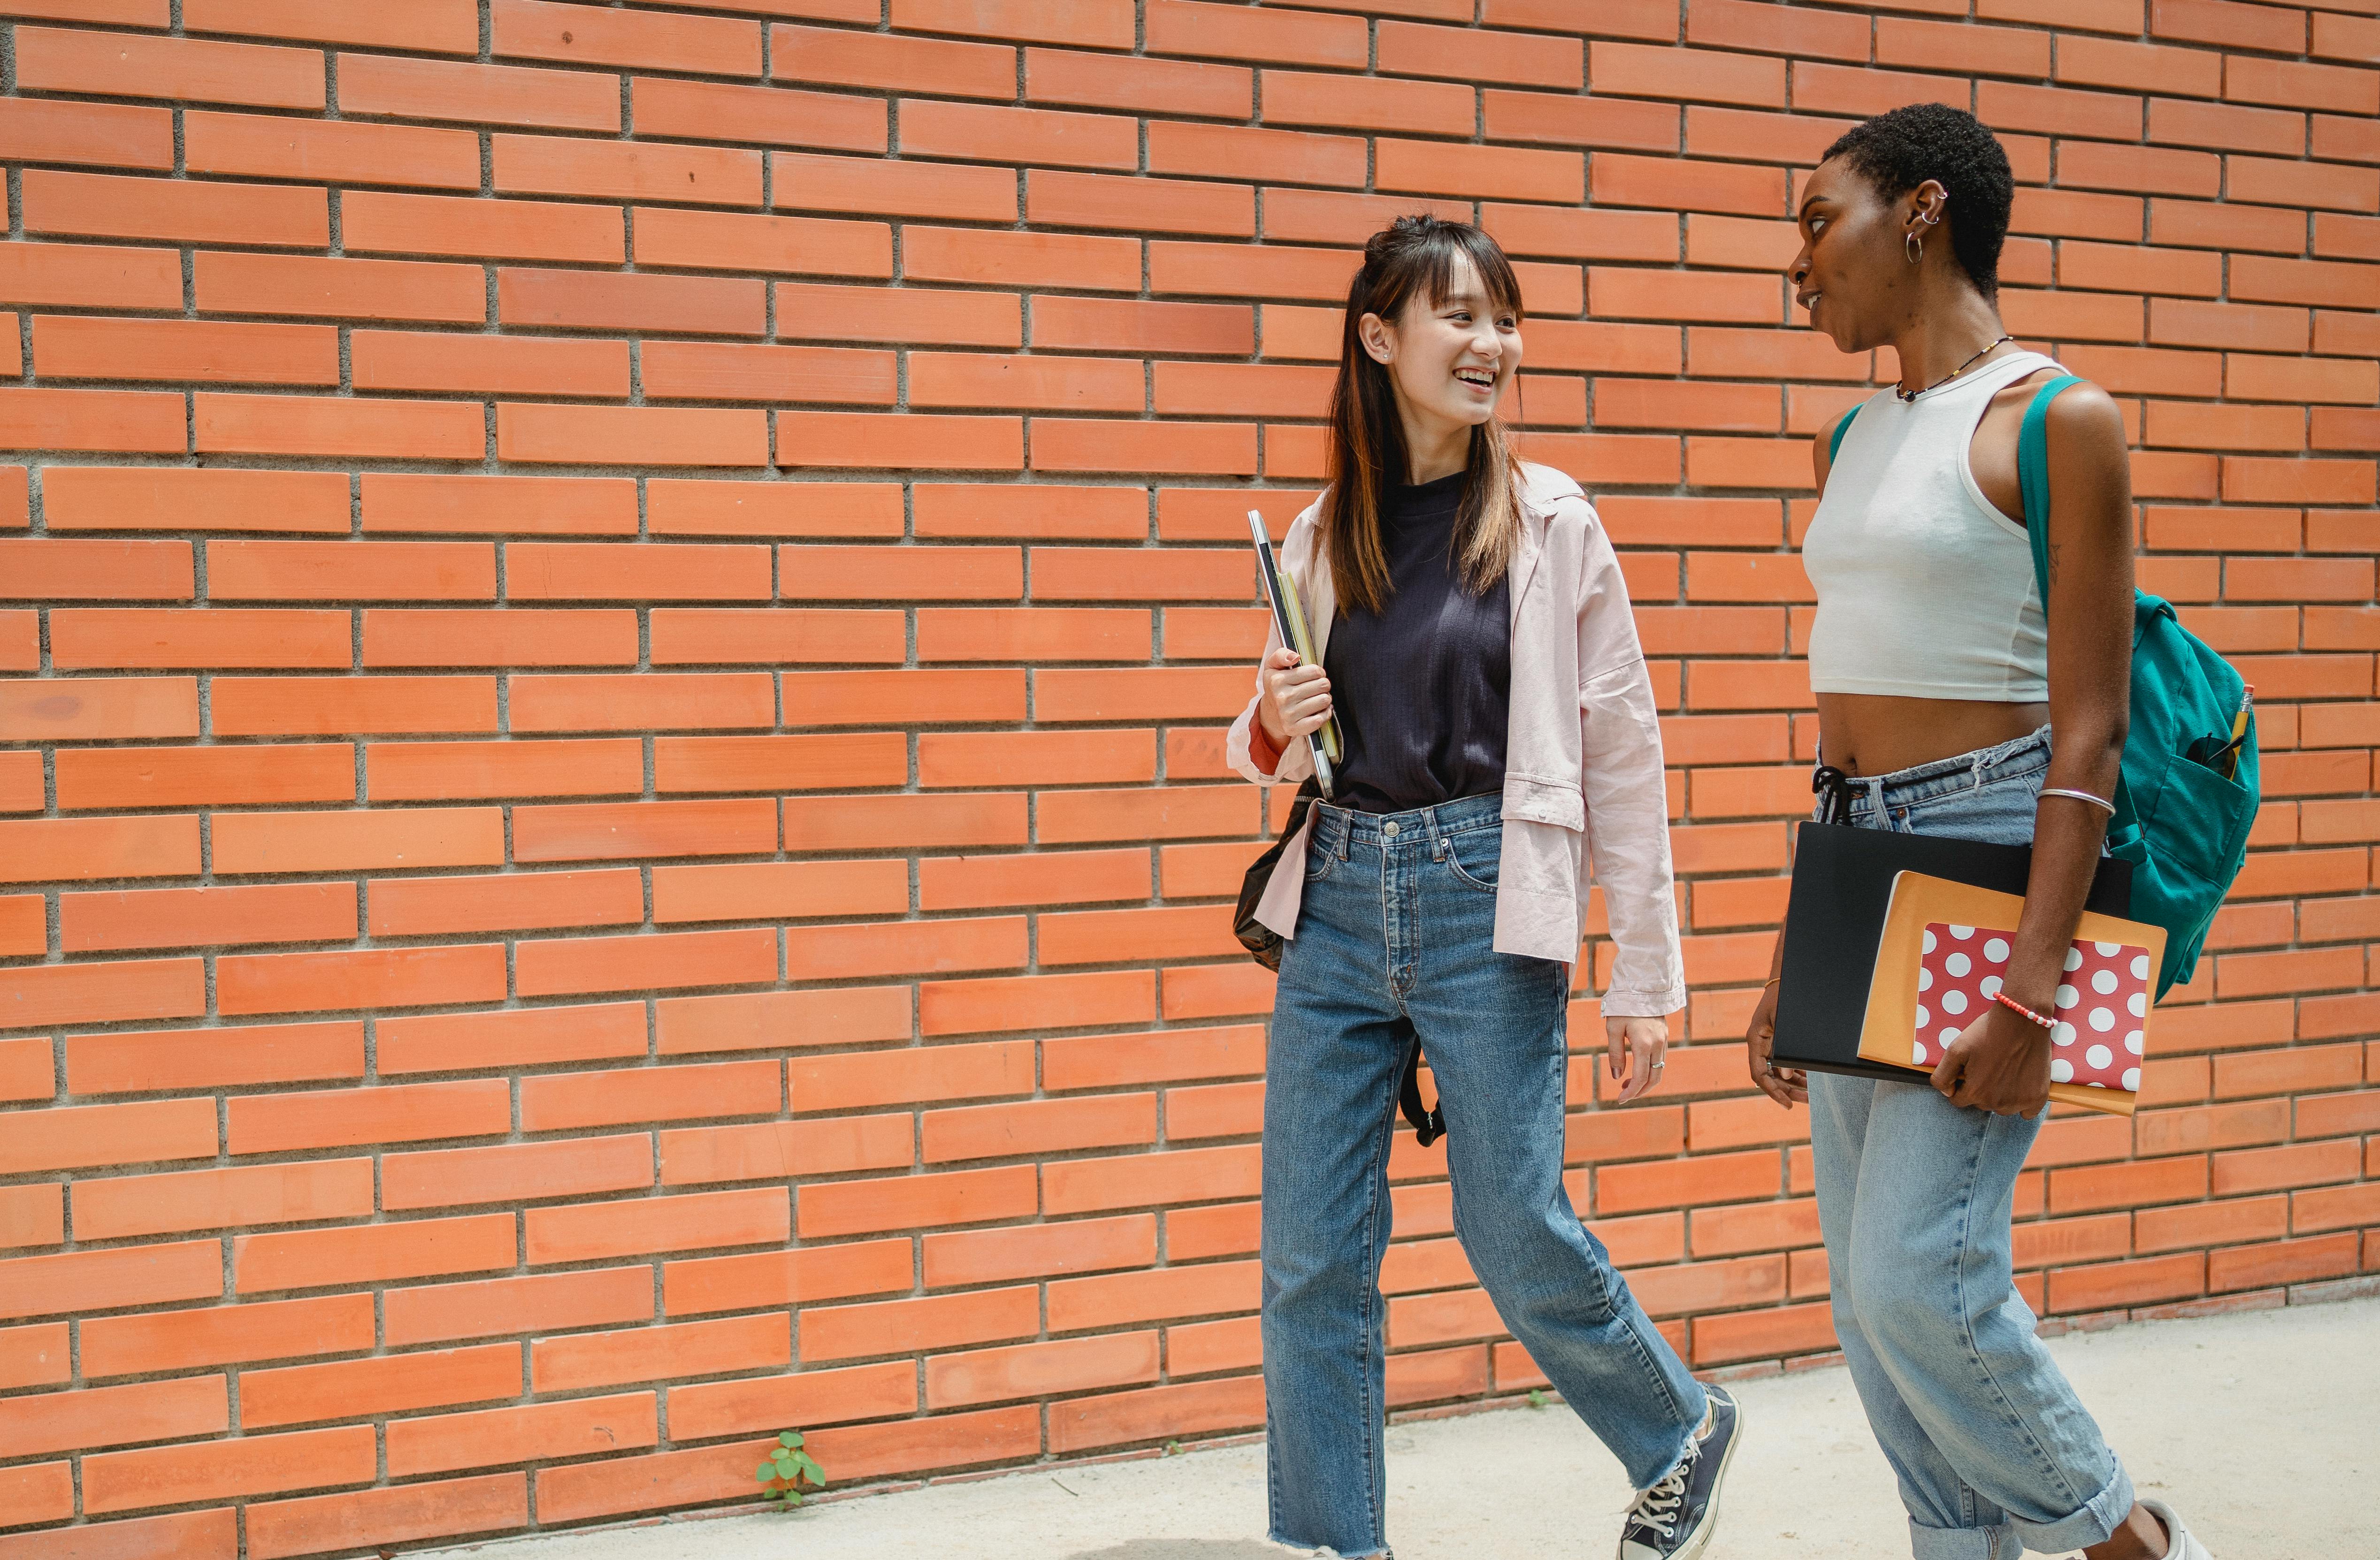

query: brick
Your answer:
[648,481,904,538]
[779,411,1023,470]
[0,242,177,314]
[80,1423,353,1510]
[343,191,622,264]
[624,1375,909,1481]
[383,1134,654,1212]
[635,210,893,285]
[228,1078,509,1155]
[246,1474,528,1560]
[901,100,1137,172]
[1147,122,1366,189]
[494,0,757,74]
[384,1391,658,1479]
[631,76,884,155]
[0,97,174,169]
[23,169,325,248]
[1147,0,1367,67]
[774,152,1018,223]
[73,1158,372,1241]
[185,109,478,190]
[0,1184,61,1250]
[184,0,476,52]
[658,1113,914,1183]
[776,23,1013,99]
[804,1284,1040,1361]
[235,1214,516,1294]
[1031,48,1250,119]
[527,1187,788,1264]
[0,1239,221,1322]
[494,134,762,207]
[77,1297,366,1382]
[0,386,183,453]
[60,880,356,952]
[383,1267,653,1348]
[520,1058,782,1132]
[339,54,620,133]
[241,1343,520,1430]
[533,1313,788,1394]
[662,1237,911,1317]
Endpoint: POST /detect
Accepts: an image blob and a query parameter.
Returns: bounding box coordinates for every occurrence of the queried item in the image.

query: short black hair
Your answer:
[1821,103,2013,299]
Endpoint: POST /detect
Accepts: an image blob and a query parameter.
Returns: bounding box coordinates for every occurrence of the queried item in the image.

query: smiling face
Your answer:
[1359,252,1523,446]
[1787,156,1942,354]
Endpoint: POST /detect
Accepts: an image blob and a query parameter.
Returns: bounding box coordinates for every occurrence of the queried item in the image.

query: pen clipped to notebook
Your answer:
[1247,509,1341,800]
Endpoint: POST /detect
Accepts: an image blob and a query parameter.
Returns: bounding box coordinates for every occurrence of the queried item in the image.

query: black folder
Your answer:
[1771,821,2134,1082]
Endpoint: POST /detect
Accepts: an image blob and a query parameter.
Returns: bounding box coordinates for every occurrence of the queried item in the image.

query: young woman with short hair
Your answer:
[1751,102,2214,1560]
[1231,215,1741,1560]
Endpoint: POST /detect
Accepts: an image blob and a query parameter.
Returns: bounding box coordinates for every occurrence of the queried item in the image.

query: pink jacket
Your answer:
[1227,463,1686,1019]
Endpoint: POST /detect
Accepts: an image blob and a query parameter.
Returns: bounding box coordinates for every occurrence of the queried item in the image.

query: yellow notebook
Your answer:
[1858,872,2168,1117]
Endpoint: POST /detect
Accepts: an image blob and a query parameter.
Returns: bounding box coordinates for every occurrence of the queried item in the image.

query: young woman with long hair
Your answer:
[1229,216,1742,1560]
[1750,103,2214,1560]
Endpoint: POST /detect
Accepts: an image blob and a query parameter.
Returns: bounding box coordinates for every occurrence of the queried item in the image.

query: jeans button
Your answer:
[1383,820,1400,837]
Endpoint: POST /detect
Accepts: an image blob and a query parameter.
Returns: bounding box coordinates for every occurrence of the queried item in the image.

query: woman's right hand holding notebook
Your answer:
[1258,646,1334,747]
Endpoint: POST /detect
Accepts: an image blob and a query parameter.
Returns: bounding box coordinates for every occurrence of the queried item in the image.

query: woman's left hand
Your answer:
[1606,1016,1668,1105]
[1928,1003,2051,1115]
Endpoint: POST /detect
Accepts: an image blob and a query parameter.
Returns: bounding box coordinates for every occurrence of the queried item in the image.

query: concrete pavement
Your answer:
[423,1292,2376,1560]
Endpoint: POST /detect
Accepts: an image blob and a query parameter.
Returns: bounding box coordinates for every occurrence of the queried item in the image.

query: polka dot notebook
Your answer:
[1857,871,2166,1116]
[1913,924,2151,1093]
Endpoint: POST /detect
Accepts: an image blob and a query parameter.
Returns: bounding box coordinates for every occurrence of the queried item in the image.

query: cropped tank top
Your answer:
[1803,349,2059,702]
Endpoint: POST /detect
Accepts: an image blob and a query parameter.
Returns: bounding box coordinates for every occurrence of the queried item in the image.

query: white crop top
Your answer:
[1803,350,2059,701]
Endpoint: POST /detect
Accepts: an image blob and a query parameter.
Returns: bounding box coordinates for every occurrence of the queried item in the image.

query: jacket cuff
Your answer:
[1598,986,1687,1020]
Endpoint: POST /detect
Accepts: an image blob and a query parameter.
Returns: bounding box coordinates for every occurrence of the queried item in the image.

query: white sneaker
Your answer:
[2139,1498,2213,1560]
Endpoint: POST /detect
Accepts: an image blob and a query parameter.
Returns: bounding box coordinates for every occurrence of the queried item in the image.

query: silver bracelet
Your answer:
[2039,787,2116,816]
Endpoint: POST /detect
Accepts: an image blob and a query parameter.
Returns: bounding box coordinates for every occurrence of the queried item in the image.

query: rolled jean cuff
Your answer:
[2010,1457,2136,1556]
[1906,1519,2021,1560]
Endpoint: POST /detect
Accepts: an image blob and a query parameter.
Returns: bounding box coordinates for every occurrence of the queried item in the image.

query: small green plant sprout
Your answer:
[1526,1389,1548,1410]
[755,1430,826,1508]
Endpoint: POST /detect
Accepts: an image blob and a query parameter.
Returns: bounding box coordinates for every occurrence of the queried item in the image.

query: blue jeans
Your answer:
[1263,794,1705,1558]
[1810,728,2136,1560]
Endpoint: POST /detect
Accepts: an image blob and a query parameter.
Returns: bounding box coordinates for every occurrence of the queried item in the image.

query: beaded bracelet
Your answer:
[1992,990,2058,1031]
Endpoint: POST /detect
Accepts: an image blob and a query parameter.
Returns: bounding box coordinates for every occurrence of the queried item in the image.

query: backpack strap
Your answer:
[2015,374,2082,608]
[1827,400,1863,466]
[2016,373,2146,854]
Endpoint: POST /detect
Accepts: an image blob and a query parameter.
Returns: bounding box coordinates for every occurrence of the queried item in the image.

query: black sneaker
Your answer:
[1615,1384,1741,1560]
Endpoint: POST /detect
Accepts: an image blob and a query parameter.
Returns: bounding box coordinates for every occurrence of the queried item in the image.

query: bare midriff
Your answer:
[1817,692,2053,779]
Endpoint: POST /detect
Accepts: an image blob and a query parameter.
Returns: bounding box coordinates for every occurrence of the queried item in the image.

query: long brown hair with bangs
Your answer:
[1323,216,1528,617]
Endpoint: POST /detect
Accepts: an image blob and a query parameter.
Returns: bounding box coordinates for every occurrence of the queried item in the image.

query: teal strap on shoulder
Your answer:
[1827,401,1862,465]
[2015,374,2082,606]
[2016,372,2142,836]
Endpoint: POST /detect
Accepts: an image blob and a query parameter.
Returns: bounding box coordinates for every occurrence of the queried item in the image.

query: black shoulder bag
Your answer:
[1233,780,1445,1146]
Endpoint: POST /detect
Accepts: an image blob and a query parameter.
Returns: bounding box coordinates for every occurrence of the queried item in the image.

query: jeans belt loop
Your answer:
[1970,747,1989,791]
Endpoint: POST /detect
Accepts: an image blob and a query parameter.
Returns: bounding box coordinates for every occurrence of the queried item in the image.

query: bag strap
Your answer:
[2016,373,2146,850]
[1827,400,1863,466]
[2015,374,2082,608]
[1399,1036,1444,1147]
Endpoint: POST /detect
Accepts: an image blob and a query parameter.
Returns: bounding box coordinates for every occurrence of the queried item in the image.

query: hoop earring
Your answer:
[1906,230,1924,265]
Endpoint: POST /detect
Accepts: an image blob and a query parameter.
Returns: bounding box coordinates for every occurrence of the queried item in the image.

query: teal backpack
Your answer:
[1830,375,2260,997]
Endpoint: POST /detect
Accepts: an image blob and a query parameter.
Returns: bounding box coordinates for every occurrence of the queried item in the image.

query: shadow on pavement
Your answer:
[1064,1544,1290,1560]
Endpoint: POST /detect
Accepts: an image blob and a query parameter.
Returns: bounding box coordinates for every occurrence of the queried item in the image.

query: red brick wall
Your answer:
[0,0,2375,1552]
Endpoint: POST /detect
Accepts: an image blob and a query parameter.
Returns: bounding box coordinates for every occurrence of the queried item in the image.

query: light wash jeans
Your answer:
[1810,727,2137,1560]
[1262,793,1705,1558]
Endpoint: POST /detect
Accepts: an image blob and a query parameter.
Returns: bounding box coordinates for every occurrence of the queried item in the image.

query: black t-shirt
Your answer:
[1321,470,1512,814]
